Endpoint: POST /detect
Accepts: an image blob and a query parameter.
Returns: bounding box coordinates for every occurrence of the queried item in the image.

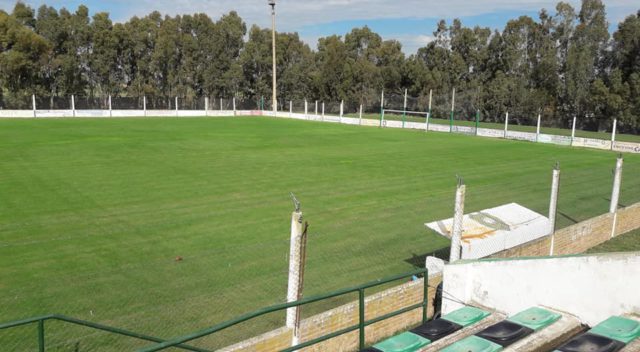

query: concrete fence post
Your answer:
[402,88,408,128]
[610,156,624,238]
[143,96,147,117]
[380,90,385,128]
[175,97,179,116]
[426,89,432,132]
[340,100,344,123]
[32,94,36,118]
[315,100,318,117]
[536,114,541,142]
[450,88,455,133]
[205,97,209,116]
[611,118,617,150]
[286,209,304,329]
[359,104,363,125]
[610,156,623,214]
[304,99,308,119]
[504,112,509,138]
[571,116,577,144]
[233,97,236,116]
[449,178,466,263]
[549,163,561,255]
[289,100,293,117]
[108,95,112,117]
[322,101,325,121]
[220,98,223,111]
[71,95,76,117]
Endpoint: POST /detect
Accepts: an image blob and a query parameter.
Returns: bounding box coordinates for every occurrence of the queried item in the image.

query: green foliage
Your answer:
[0,1,639,132]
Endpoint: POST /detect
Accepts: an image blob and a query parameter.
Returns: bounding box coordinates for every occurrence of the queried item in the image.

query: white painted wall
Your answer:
[442,252,640,326]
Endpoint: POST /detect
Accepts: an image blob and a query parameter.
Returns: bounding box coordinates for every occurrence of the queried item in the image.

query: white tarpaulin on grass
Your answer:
[425,203,551,259]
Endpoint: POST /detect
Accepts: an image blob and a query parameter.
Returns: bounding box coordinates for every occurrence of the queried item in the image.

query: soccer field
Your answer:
[1,116,639,350]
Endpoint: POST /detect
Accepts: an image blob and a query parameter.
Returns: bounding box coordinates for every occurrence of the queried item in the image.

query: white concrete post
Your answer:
[450,88,456,133]
[610,156,623,214]
[449,179,466,263]
[143,96,147,116]
[289,100,292,117]
[71,95,75,117]
[549,164,560,255]
[233,97,236,116]
[286,210,304,328]
[571,116,577,143]
[220,98,223,111]
[359,104,363,125]
[504,112,509,138]
[610,156,623,238]
[321,101,325,121]
[611,119,617,150]
[536,113,541,142]
[315,100,318,117]
[205,97,209,116]
[304,99,308,119]
[404,89,408,112]
[381,90,385,127]
[108,95,112,117]
[175,97,179,116]
[339,100,344,122]
[426,89,433,131]
[32,94,36,118]
[451,88,455,112]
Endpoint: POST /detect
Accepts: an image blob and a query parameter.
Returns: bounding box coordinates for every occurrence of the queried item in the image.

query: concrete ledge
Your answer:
[504,309,584,352]
[418,309,506,351]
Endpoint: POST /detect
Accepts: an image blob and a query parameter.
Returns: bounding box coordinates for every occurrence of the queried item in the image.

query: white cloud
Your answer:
[392,34,435,54]
[2,0,636,29]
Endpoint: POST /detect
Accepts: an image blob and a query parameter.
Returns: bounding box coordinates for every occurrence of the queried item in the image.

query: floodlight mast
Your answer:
[269,0,277,117]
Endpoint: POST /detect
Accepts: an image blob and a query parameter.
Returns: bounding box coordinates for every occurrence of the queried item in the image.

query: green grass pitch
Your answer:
[1,116,639,349]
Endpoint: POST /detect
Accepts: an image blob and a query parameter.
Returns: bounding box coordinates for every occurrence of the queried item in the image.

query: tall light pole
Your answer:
[269,0,277,116]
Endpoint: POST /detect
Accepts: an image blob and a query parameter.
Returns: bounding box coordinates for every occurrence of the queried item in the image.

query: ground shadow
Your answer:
[404,246,450,269]
[558,210,579,224]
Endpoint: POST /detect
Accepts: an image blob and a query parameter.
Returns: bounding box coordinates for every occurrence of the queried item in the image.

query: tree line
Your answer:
[0,1,639,132]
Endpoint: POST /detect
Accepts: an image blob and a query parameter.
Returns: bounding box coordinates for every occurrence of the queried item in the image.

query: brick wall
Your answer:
[491,201,640,258]
[222,274,441,352]
[615,202,640,236]
[553,212,614,255]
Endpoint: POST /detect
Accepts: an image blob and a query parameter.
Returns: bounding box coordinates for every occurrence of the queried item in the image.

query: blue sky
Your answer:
[0,0,637,53]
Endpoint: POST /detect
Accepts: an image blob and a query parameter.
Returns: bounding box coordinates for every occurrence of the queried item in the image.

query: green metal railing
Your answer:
[0,268,428,351]
[137,268,428,352]
[0,314,211,352]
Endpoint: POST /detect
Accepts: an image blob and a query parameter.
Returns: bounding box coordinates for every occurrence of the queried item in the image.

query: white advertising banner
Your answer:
[453,126,476,135]
[477,128,503,138]
[405,121,427,130]
[361,118,380,127]
[538,133,572,146]
[613,141,640,154]
[385,120,403,128]
[506,131,537,142]
[323,115,341,123]
[428,123,450,133]
[340,117,359,125]
[571,137,612,150]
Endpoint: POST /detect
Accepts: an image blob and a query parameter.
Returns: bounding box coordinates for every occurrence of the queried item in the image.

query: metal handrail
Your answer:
[0,314,211,352]
[138,268,429,352]
[0,268,428,352]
